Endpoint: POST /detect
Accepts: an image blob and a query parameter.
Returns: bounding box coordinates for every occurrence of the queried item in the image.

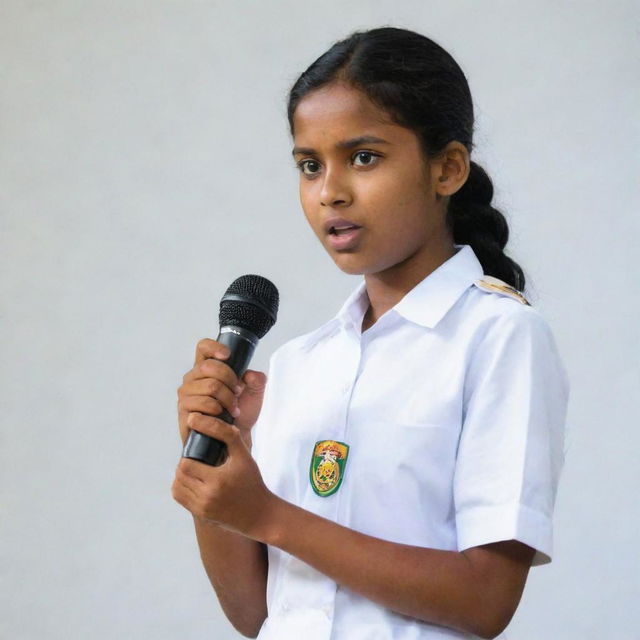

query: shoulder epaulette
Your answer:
[473,275,530,306]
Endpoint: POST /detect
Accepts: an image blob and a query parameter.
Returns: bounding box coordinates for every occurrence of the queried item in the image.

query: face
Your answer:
[291,81,454,279]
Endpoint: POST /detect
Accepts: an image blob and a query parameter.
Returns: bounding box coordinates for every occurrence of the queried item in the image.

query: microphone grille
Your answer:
[219,275,279,338]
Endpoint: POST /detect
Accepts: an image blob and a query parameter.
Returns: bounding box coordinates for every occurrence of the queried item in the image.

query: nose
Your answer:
[319,167,352,207]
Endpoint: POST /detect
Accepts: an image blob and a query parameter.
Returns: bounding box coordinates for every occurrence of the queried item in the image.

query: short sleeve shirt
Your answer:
[251,244,570,640]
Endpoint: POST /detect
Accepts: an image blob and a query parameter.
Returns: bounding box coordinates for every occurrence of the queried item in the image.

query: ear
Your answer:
[433,141,470,198]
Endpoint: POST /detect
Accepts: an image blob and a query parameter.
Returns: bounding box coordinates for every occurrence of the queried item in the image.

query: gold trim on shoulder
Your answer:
[474,275,530,305]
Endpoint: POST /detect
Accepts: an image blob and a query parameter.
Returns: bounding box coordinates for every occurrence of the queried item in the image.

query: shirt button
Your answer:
[342,383,350,394]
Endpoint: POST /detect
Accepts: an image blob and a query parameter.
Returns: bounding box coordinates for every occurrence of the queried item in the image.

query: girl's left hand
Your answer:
[171,412,275,540]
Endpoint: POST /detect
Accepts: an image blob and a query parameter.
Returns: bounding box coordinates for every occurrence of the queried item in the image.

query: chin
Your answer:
[329,255,365,275]
[331,254,384,276]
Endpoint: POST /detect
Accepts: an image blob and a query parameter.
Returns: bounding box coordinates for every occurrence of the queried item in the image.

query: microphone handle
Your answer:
[182,325,258,466]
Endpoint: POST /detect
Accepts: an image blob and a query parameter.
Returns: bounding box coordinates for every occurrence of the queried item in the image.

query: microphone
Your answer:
[182,274,279,466]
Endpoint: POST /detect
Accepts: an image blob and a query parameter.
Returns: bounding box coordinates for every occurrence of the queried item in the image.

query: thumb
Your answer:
[241,369,267,395]
[234,369,267,430]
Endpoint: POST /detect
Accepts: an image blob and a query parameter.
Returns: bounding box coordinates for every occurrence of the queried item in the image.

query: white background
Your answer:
[2,1,638,638]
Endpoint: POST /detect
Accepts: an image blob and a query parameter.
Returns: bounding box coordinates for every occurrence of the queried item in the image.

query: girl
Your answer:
[173,26,570,640]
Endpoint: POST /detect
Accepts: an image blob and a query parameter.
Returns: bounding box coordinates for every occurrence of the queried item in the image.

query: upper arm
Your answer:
[462,539,536,638]
[454,308,570,567]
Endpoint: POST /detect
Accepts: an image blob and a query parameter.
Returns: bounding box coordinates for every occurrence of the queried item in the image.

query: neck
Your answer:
[361,240,457,332]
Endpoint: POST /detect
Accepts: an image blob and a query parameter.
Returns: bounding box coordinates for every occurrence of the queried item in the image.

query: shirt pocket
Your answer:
[364,419,457,474]
[346,419,458,545]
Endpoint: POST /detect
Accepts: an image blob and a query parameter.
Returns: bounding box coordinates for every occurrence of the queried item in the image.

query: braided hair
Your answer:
[286,26,526,291]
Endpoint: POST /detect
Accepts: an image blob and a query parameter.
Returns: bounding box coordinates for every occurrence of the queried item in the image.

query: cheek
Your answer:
[368,179,432,236]
[299,187,317,229]
[301,205,322,239]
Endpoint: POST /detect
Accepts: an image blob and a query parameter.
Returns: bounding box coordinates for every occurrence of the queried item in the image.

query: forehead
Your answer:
[292,82,398,140]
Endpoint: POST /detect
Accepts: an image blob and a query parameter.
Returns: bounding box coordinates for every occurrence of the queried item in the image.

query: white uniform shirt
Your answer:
[252,244,570,640]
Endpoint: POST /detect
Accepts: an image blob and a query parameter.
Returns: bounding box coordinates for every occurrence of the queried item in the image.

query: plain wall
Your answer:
[1,1,638,638]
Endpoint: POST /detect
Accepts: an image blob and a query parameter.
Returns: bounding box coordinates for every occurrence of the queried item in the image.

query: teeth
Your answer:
[330,224,358,234]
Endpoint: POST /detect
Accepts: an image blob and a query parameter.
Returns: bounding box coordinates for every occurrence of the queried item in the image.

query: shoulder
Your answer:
[461,280,568,394]
[460,276,557,356]
[456,274,540,330]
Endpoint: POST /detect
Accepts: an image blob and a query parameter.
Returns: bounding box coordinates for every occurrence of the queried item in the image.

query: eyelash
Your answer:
[295,151,382,178]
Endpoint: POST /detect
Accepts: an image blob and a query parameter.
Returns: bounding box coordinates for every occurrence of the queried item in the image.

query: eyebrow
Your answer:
[291,135,391,157]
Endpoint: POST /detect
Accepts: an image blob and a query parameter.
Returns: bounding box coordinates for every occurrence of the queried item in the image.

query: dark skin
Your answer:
[173,81,536,638]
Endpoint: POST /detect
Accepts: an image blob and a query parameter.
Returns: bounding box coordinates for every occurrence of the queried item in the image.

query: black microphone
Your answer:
[182,274,279,466]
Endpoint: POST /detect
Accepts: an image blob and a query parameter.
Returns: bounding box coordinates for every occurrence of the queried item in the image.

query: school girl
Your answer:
[173,26,570,640]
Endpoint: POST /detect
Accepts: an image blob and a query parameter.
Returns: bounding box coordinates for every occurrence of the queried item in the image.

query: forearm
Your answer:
[194,515,268,638]
[258,495,493,638]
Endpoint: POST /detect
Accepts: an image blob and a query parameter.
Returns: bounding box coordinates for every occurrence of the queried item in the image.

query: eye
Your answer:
[352,151,380,167]
[296,159,321,176]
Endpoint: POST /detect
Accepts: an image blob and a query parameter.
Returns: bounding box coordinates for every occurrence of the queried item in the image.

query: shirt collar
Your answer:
[301,244,483,351]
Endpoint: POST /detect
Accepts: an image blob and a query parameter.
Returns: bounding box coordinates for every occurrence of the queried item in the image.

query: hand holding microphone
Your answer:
[177,275,279,466]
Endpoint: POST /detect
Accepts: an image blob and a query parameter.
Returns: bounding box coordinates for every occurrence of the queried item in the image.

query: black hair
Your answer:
[286,26,526,291]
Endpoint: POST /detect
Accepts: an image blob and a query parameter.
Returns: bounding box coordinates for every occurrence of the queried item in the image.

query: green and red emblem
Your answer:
[309,440,350,497]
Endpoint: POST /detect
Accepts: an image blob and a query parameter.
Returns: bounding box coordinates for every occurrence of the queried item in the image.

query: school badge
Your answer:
[309,440,350,497]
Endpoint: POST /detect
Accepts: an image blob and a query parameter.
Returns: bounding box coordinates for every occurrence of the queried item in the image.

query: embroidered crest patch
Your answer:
[309,440,350,497]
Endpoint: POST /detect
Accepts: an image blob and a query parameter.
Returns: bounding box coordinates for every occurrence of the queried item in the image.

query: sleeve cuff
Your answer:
[456,502,553,566]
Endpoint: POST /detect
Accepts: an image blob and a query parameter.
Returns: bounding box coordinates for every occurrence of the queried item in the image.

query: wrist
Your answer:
[251,492,289,546]
[192,513,218,529]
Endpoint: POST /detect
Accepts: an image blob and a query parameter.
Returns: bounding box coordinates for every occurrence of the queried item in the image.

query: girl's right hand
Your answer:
[177,338,267,448]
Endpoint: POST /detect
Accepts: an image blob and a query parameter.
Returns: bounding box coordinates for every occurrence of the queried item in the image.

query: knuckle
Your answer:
[178,398,191,414]
[178,459,195,478]
[207,378,222,394]
[205,416,224,436]
[187,412,199,428]
[190,413,210,433]
[197,337,214,354]
[204,481,219,501]
[201,360,215,376]
[197,398,214,415]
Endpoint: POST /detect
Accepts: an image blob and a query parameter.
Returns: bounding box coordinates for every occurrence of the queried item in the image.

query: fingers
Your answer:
[179,377,240,418]
[186,413,244,452]
[240,369,267,395]
[172,462,203,511]
[174,462,203,489]
[179,359,244,421]
[194,338,231,365]
[183,357,243,392]
[178,339,247,447]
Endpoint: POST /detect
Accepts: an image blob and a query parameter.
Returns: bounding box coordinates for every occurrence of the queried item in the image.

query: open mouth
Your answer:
[329,225,361,236]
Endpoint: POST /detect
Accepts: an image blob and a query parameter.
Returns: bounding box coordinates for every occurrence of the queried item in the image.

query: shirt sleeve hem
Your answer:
[456,502,553,567]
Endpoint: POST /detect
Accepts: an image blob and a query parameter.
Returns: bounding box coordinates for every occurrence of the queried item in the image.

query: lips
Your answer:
[324,216,362,236]
[326,226,363,250]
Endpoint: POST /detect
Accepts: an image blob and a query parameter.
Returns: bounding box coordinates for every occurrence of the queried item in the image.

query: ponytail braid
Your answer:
[447,161,526,291]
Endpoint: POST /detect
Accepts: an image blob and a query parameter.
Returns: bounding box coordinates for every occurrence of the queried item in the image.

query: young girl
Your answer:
[173,27,570,640]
